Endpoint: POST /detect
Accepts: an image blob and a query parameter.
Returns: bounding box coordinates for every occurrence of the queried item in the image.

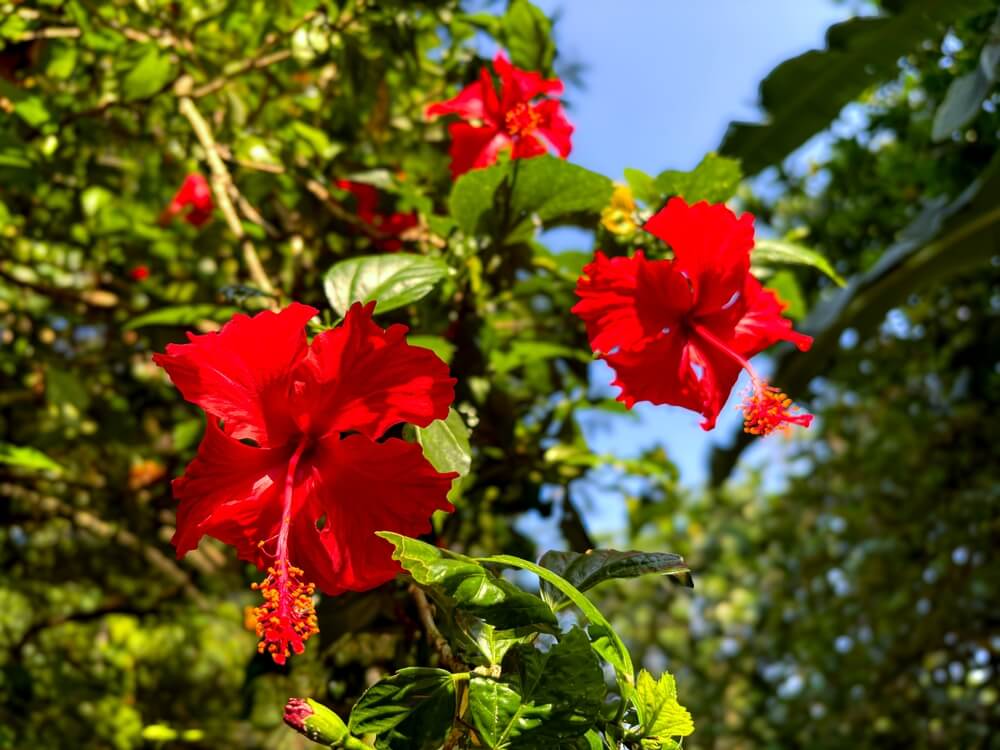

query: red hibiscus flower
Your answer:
[425,52,573,178]
[572,197,814,436]
[159,173,214,227]
[154,302,457,663]
[129,265,150,282]
[335,179,419,252]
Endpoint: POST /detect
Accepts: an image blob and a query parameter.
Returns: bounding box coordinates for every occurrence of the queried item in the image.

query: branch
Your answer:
[176,85,276,300]
[409,584,467,672]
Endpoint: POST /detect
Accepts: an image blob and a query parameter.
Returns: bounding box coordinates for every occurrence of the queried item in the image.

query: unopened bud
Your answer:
[283,698,366,749]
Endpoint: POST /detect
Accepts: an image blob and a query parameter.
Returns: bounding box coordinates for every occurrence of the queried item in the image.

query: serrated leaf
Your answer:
[323,253,449,316]
[654,153,742,204]
[719,0,995,174]
[415,409,472,477]
[468,628,605,748]
[125,305,241,330]
[378,533,557,630]
[538,549,692,609]
[450,157,612,239]
[635,670,694,743]
[0,444,63,474]
[752,239,846,286]
[348,668,456,750]
[122,46,175,101]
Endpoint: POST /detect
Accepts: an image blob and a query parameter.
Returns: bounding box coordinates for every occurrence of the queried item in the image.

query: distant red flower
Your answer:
[335,180,419,252]
[572,197,813,435]
[129,265,150,282]
[154,302,456,663]
[425,52,573,178]
[159,173,214,227]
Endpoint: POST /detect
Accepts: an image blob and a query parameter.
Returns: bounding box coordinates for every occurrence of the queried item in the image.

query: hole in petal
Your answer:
[315,513,327,531]
[721,291,741,310]
[239,437,260,448]
[691,362,705,379]
[661,326,671,335]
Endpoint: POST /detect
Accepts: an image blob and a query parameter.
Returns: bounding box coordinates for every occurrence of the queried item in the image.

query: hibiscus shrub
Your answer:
[0,1,834,748]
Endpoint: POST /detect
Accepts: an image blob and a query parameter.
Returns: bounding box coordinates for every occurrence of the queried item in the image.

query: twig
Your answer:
[409,584,466,672]
[191,50,292,98]
[176,86,276,299]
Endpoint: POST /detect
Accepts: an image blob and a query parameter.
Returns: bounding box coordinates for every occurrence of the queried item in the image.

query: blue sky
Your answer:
[517,0,855,539]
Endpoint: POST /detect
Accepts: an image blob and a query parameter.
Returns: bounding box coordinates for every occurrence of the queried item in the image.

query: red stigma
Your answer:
[741,382,813,436]
[504,102,542,138]
[251,560,318,665]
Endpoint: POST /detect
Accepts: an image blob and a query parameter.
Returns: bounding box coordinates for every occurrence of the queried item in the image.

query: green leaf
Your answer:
[654,153,742,204]
[124,305,241,330]
[765,270,806,321]
[292,121,342,161]
[0,80,51,128]
[752,239,846,286]
[415,409,472,478]
[932,15,1000,141]
[348,668,457,750]
[634,670,694,743]
[323,253,449,316]
[450,157,613,239]
[122,46,175,101]
[0,444,63,474]
[719,0,995,174]
[623,168,660,206]
[468,628,605,748]
[500,0,556,72]
[378,533,558,631]
[538,549,692,609]
[477,554,635,703]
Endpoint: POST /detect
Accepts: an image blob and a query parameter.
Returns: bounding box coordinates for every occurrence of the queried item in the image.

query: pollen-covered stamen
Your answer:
[504,101,542,138]
[740,382,813,436]
[691,323,812,436]
[251,438,319,665]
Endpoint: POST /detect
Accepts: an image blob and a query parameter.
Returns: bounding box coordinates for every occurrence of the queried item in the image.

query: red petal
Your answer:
[511,134,548,160]
[605,332,741,430]
[572,251,692,355]
[290,435,456,595]
[170,418,291,562]
[445,121,510,177]
[153,303,317,447]
[336,179,380,224]
[295,302,455,439]
[532,99,573,157]
[494,52,563,106]
[643,197,755,314]
[726,276,812,357]
[426,66,497,121]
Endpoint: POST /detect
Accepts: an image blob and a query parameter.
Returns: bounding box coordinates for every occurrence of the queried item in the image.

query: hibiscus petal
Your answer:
[731,276,813,356]
[572,251,692,355]
[494,52,563,105]
[153,303,317,447]
[290,435,456,595]
[445,121,510,177]
[604,331,741,431]
[532,99,573,158]
[643,197,755,314]
[170,418,291,563]
[425,73,491,121]
[511,134,548,160]
[296,301,455,439]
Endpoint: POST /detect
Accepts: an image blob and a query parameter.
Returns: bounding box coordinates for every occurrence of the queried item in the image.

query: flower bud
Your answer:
[283,698,367,748]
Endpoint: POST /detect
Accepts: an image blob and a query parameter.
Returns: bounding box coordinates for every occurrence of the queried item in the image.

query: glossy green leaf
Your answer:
[0,444,63,474]
[623,167,660,206]
[491,340,588,375]
[765,270,806,320]
[323,253,449,316]
[378,533,557,630]
[932,14,1000,141]
[468,628,605,748]
[719,0,995,174]
[122,46,175,101]
[124,305,241,330]
[415,409,472,477]
[349,668,457,750]
[450,157,613,239]
[654,153,742,204]
[538,549,692,609]
[634,670,694,744]
[752,239,846,286]
[406,335,456,364]
[477,554,635,702]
